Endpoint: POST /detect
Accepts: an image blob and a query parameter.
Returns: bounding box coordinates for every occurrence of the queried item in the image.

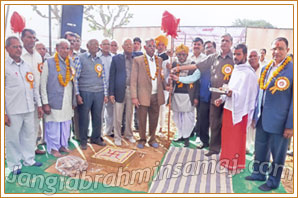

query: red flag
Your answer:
[161,11,180,38]
[10,11,26,34]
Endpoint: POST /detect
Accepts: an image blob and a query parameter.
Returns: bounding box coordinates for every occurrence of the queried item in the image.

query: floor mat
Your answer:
[149,146,233,193]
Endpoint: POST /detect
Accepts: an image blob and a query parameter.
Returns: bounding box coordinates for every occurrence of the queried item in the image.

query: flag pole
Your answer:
[161,10,180,143]
[167,36,174,141]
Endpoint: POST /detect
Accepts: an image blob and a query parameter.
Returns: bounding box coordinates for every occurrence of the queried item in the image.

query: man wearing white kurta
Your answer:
[21,29,45,154]
[215,44,258,172]
[41,39,76,158]
[5,36,43,175]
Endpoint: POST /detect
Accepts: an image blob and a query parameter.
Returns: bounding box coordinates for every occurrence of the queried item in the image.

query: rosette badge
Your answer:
[222,64,233,80]
[269,76,290,94]
[25,72,34,89]
[38,63,43,73]
[94,64,103,77]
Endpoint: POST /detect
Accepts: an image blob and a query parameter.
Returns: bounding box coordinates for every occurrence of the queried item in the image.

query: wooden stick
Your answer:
[167,37,174,141]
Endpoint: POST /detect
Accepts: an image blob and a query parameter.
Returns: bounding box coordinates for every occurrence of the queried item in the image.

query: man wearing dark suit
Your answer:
[74,33,87,54]
[132,37,143,56]
[109,38,136,146]
[131,38,165,149]
[245,37,293,191]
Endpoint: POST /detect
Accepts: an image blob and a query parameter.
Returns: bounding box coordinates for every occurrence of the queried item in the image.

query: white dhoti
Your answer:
[172,93,195,139]
[173,111,195,139]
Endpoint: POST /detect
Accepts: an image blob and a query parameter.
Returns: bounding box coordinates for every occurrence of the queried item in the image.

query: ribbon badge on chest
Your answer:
[25,72,34,89]
[94,64,103,77]
[269,76,290,94]
[70,67,76,81]
[222,64,233,80]
[38,63,43,73]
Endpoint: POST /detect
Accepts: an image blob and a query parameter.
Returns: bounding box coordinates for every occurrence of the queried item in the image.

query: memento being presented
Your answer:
[209,84,229,94]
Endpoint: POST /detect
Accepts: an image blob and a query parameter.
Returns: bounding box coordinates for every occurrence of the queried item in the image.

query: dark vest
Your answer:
[172,61,198,106]
[46,57,76,109]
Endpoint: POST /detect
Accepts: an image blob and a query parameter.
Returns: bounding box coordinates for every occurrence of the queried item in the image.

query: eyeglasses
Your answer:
[11,45,23,49]
[177,53,187,57]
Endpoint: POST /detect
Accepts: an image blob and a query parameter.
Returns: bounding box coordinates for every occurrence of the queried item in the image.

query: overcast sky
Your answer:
[128,4,293,28]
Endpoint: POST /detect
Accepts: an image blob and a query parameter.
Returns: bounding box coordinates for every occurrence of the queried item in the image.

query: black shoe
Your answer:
[91,140,106,146]
[35,149,46,155]
[287,150,293,157]
[12,169,22,175]
[190,130,195,137]
[245,175,266,181]
[197,144,209,149]
[184,138,189,147]
[205,151,219,156]
[32,162,43,167]
[80,144,87,150]
[258,183,274,191]
[173,137,184,142]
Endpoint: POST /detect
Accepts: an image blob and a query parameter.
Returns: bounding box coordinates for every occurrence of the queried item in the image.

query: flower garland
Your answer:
[144,55,159,80]
[54,52,71,87]
[259,56,291,90]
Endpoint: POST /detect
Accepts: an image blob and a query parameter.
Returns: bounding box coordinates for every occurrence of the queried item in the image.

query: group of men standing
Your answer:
[171,34,293,191]
[5,28,293,192]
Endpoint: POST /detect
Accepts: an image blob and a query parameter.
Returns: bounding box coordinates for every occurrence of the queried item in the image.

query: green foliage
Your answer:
[232,18,275,28]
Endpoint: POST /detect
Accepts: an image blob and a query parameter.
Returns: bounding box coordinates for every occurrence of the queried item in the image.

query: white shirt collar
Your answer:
[7,56,24,65]
[146,54,155,62]
[87,52,100,59]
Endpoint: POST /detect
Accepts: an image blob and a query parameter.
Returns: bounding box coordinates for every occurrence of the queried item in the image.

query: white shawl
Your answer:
[224,63,259,127]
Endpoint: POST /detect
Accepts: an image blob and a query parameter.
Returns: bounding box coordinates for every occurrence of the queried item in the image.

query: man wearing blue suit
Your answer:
[245,37,293,191]
[109,38,136,146]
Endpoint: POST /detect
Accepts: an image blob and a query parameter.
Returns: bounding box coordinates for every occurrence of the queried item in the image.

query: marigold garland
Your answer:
[144,55,159,80]
[259,56,291,90]
[54,52,71,87]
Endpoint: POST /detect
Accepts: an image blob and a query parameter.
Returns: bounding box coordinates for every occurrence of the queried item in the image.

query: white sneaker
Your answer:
[195,137,201,143]
[196,137,203,147]
[115,139,122,146]
[127,137,136,143]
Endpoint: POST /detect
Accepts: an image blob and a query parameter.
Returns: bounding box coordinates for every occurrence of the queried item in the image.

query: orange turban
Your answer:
[155,35,168,46]
[175,44,189,54]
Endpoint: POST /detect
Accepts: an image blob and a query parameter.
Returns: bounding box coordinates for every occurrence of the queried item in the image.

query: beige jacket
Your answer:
[130,55,165,107]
